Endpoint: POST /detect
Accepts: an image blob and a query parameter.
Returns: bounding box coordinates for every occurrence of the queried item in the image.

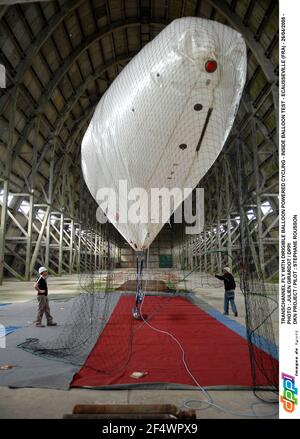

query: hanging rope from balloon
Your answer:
[132,253,145,319]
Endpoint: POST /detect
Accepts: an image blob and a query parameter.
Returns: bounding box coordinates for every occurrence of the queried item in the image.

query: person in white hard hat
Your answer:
[215,266,238,317]
[34,267,57,327]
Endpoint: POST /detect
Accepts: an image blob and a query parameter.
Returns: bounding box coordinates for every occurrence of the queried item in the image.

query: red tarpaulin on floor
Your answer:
[71,296,278,388]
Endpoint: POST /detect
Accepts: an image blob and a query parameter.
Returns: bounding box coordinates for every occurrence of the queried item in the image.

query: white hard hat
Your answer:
[38,266,48,275]
[223,266,231,273]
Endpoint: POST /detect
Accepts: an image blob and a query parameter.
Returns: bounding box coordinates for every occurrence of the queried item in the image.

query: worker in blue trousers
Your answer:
[215,267,238,317]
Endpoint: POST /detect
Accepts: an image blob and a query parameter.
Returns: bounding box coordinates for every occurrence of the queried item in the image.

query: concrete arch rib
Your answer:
[12,52,137,161]
[206,0,278,84]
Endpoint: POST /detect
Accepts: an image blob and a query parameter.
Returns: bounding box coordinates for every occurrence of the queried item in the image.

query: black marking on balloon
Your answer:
[196,108,213,153]
[194,103,203,111]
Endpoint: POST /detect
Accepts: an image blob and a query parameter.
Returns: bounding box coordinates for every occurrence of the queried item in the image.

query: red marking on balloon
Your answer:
[205,59,218,73]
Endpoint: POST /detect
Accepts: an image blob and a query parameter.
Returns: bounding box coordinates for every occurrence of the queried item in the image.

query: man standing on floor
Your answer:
[215,266,238,317]
[34,267,57,327]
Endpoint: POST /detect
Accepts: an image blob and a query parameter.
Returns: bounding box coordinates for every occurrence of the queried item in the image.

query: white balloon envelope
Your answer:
[81,17,247,251]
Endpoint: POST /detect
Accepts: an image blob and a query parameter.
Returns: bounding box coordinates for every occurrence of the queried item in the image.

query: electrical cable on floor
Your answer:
[139,247,278,419]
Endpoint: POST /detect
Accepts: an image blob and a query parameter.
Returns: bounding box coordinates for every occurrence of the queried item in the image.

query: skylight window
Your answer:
[50,216,60,225]
[261,201,273,215]
[18,200,30,215]
[36,209,45,220]
[247,209,256,220]
[0,189,14,207]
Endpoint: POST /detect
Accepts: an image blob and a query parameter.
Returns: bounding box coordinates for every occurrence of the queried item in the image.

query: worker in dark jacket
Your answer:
[215,267,238,317]
[34,267,57,327]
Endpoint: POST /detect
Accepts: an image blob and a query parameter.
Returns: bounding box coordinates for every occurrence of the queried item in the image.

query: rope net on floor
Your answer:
[17,247,278,395]
[240,267,279,399]
[17,264,194,372]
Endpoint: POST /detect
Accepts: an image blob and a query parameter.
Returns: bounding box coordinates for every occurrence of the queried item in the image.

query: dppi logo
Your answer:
[280,373,298,413]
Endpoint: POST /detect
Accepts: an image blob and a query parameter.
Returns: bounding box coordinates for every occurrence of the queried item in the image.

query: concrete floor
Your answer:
[0,387,278,419]
[0,272,279,419]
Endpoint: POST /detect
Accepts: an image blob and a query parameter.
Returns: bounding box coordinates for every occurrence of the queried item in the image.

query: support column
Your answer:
[225,160,232,263]
[58,212,64,275]
[215,167,222,271]
[45,145,55,269]
[77,223,82,272]
[69,218,74,274]
[84,230,88,271]
[94,232,98,271]
[204,228,207,273]
[89,231,93,270]
[210,225,214,271]
[0,179,9,284]
[252,121,265,276]
[0,88,18,284]
[236,139,247,268]
[30,204,50,274]
[45,213,51,268]
[25,192,34,280]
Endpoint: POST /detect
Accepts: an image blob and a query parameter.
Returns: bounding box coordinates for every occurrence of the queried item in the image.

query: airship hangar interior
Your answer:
[0,0,279,420]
